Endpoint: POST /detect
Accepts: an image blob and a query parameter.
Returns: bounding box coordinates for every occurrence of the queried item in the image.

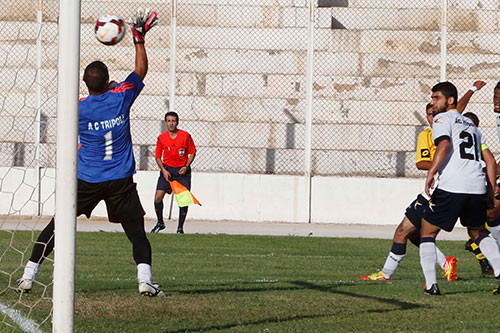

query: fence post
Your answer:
[34,0,43,215]
[304,0,315,223]
[169,0,177,111]
[440,0,447,81]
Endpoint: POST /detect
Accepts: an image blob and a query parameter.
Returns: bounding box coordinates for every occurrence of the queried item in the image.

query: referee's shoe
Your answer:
[151,223,166,233]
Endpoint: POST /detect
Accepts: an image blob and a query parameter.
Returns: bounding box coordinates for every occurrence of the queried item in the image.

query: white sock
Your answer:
[478,236,500,276]
[435,246,447,268]
[420,242,437,287]
[489,225,500,247]
[137,263,152,284]
[381,252,405,279]
[22,260,40,280]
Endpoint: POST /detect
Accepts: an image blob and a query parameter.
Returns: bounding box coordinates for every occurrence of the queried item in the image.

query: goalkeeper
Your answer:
[17,9,163,297]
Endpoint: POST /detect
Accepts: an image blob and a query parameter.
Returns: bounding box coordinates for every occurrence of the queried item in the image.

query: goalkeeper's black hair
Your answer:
[83,61,109,93]
[165,111,179,123]
[495,81,500,90]
[432,81,458,106]
[425,103,433,111]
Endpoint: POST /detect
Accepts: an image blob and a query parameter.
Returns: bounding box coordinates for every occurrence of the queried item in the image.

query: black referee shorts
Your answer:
[422,188,487,232]
[77,177,145,223]
[156,165,191,194]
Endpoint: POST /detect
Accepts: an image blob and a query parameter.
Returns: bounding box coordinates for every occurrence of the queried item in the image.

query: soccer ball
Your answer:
[94,14,125,45]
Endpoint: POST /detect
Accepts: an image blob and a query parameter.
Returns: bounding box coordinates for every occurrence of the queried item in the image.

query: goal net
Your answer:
[0,0,58,331]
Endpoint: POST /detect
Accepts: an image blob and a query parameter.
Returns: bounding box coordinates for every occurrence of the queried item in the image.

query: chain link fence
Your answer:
[1,0,499,178]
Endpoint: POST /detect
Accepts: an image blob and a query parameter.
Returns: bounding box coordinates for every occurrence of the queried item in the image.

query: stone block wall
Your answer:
[1,0,499,176]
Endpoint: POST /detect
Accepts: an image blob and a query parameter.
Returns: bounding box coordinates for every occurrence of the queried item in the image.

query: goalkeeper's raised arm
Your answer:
[130,8,158,80]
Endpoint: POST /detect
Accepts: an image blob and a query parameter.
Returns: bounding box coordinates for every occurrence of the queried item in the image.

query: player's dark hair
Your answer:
[425,103,433,111]
[165,111,179,122]
[83,61,109,93]
[495,81,500,90]
[463,112,479,127]
[431,81,458,106]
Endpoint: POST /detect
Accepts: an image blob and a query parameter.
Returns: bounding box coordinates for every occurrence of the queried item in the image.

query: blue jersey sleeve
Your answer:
[123,72,144,98]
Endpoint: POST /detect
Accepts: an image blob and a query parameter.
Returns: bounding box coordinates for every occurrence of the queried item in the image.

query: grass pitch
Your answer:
[0,230,498,332]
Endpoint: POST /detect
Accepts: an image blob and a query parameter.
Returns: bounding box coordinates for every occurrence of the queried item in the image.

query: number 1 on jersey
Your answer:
[104,130,113,160]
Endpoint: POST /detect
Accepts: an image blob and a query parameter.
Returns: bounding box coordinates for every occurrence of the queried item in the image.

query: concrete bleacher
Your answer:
[1,0,499,176]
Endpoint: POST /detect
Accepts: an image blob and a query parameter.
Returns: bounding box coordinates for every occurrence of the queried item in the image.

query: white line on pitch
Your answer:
[0,301,43,333]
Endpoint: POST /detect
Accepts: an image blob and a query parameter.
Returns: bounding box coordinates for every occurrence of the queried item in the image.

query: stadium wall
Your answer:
[0,167,423,225]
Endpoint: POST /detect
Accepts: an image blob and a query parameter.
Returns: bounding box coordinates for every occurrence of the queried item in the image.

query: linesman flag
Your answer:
[169,180,201,207]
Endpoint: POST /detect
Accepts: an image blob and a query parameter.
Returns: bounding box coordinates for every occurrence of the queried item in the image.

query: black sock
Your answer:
[178,207,188,230]
[154,201,164,225]
[29,218,55,264]
[122,217,152,265]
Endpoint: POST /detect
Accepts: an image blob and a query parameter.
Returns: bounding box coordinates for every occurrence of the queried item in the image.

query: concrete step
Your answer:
[14,69,490,100]
[3,109,498,153]
[2,2,495,32]
[2,139,496,178]
[2,84,498,127]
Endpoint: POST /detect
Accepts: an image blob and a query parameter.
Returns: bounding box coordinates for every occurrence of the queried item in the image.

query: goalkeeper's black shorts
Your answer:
[77,176,145,223]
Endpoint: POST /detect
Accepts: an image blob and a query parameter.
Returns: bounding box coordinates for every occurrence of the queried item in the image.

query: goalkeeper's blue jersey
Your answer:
[78,72,144,183]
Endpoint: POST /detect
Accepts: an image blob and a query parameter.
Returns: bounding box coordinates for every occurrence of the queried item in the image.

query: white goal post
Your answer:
[52,0,80,331]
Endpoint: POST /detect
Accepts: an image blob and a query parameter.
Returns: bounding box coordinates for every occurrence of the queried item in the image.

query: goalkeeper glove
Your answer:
[130,8,158,44]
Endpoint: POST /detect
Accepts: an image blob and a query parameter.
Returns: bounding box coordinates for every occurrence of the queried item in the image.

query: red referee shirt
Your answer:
[155,129,196,167]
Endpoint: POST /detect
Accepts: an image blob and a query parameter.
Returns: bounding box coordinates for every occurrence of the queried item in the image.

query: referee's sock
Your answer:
[420,238,437,287]
[178,206,188,230]
[154,201,164,225]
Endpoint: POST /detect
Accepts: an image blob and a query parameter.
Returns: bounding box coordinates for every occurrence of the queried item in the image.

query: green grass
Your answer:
[0,230,498,332]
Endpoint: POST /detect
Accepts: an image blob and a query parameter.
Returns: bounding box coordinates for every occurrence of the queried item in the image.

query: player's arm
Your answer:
[482,148,496,210]
[416,160,431,170]
[456,81,486,113]
[425,138,450,196]
[415,130,432,170]
[130,9,158,80]
[134,44,148,81]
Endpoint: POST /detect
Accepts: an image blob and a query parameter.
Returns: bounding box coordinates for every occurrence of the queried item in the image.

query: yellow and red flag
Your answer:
[169,180,201,207]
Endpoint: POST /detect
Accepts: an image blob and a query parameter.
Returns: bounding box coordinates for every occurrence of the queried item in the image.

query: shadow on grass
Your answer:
[172,281,303,295]
[290,280,421,310]
[164,280,424,332]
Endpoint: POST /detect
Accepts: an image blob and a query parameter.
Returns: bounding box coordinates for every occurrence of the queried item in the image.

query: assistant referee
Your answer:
[151,111,196,234]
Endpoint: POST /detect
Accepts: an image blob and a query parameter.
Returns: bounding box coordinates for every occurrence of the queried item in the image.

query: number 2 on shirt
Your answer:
[104,130,113,160]
[459,131,479,161]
